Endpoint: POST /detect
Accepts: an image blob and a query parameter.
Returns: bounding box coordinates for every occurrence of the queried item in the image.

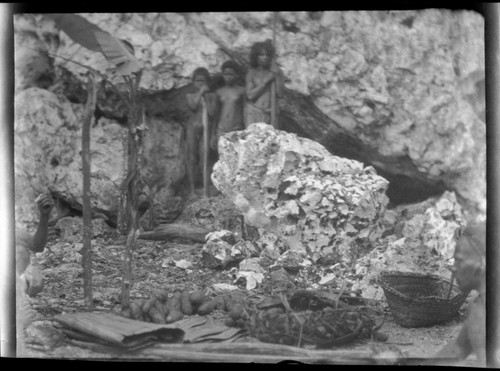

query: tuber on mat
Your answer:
[142,296,158,314]
[120,308,131,319]
[155,291,169,304]
[229,303,244,321]
[180,290,194,315]
[223,294,235,312]
[189,289,205,307]
[168,292,182,312]
[149,307,166,324]
[154,300,167,319]
[197,300,216,315]
[166,292,184,323]
[129,300,143,321]
[166,310,184,324]
[214,296,226,311]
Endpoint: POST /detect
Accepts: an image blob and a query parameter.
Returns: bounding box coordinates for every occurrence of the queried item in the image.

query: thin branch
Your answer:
[47,50,131,105]
[81,70,98,308]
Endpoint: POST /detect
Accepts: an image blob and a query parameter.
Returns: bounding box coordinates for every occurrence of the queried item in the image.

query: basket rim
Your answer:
[379,270,470,303]
[379,270,447,281]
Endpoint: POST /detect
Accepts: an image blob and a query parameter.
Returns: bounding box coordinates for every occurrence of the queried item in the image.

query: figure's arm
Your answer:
[245,70,273,102]
[30,194,54,253]
[186,93,200,111]
[205,92,218,118]
[186,86,209,111]
[273,65,285,97]
[210,92,221,150]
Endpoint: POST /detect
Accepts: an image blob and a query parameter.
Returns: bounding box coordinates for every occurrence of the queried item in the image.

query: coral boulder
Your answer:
[212,123,389,264]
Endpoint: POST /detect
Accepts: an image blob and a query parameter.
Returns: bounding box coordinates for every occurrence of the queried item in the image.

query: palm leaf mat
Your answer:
[54,312,405,363]
[54,312,246,352]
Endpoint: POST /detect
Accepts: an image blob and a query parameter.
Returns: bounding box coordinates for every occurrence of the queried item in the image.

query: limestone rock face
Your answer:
[212,123,389,263]
[14,88,184,226]
[352,191,466,300]
[140,116,185,195]
[14,88,126,225]
[14,10,486,223]
[14,15,54,94]
[47,10,485,218]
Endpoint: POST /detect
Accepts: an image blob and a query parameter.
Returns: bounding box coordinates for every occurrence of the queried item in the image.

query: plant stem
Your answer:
[82,70,98,308]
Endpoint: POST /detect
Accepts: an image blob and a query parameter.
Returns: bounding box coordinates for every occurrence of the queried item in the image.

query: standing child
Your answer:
[211,60,246,152]
[185,67,217,196]
[245,40,284,128]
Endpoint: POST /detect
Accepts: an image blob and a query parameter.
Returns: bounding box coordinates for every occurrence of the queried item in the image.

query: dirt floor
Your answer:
[15,232,480,366]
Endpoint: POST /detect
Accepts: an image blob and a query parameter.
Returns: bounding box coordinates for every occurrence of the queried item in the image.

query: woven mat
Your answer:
[54,312,245,351]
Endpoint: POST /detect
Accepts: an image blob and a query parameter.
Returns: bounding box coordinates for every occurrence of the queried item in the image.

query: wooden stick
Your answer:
[140,342,381,364]
[270,12,278,129]
[271,83,277,128]
[81,70,98,308]
[446,272,455,299]
[201,97,210,198]
[138,223,212,243]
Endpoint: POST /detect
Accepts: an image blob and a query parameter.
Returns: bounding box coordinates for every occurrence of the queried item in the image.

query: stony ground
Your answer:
[15,229,479,366]
[12,192,483,365]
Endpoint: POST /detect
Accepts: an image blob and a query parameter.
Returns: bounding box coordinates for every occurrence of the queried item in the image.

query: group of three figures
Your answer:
[185,40,285,196]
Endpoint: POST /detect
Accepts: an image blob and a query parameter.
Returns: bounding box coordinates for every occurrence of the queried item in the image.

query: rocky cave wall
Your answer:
[14,10,486,225]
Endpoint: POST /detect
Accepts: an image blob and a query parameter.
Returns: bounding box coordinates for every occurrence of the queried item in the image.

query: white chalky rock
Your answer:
[212,123,390,264]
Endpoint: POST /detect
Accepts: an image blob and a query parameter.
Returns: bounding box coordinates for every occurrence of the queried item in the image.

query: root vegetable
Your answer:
[223,294,234,312]
[154,300,167,318]
[373,331,389,342]
[189,289,205,307]
[142,296,158,314]
[180,291,194,315]
[149,307,166,324]
[155,291,169,304]
[168,291,182,313]
[214,296,226,311]
[197,300,216,315]
[120,308,131,319]
[166,310,184,324]
[129,301,143,321]
[165,292,183,323]
[229,303,244,321]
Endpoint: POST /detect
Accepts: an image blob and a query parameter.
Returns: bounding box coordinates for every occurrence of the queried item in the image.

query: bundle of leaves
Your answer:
[244,305,380,348]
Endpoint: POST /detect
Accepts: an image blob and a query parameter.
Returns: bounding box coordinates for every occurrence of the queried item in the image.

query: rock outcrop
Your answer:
[351,191,466,299]
[14,87,184,226]
[13,10,486,225]
[14,88,126,225]
[212,123,389,264]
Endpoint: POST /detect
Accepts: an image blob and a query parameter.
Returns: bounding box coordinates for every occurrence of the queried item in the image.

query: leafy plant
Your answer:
[48,13,143,309]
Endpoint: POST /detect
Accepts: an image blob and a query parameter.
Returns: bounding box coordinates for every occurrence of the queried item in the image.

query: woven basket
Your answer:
[379,270,470,328]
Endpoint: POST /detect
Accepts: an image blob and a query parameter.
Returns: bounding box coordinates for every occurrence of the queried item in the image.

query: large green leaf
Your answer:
[47,13,141,76]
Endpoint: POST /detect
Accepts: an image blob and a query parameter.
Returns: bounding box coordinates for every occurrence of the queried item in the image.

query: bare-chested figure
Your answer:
[434,221,486,365]
[245,40,284,128]
[185,67,217,195]
[16,192,54,296]
[211,60,245,151]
